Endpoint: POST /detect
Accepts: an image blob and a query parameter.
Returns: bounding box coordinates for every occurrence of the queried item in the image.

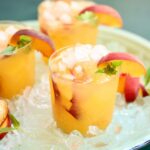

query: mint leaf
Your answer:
[0,127,16,134]
[20,35,31,43]
[112,61,122,67]
[77,11,98,25]
[0,114,20,134]
[104,63,117,75]
[9,114,20,129]
[145,67,150,86]
[96,68,104,73]
[0,35,32,56]
[96,61,122,76]
[17,35,31,48]
[0,46,15,55]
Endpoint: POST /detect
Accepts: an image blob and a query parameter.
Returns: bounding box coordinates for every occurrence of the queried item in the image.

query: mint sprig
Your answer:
[0,35,31,56]
[77,11,98,26]
[96,61,122,76]
[0,114,20,134]
[0,46,16,56]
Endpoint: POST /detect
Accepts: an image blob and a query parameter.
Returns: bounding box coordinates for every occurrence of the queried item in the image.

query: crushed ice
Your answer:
[0,52,150,150]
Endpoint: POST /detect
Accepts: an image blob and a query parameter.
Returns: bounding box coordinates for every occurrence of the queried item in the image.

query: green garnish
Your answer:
[111,61,122,67]
[20,35,31,43]
[0,46,16,55]
[9,114,20,129]
[96,61,122,76]
[0,114,20,134]
[0,35,31,56]
[17,35,32,48]
[144,67,150,86]
[77,11,99,26]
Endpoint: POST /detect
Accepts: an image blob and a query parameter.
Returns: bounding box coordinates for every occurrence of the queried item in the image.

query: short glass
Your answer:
[48,21,98,50]
[49,45,119,136]
[0,21,35,99]
[38,0,98,50]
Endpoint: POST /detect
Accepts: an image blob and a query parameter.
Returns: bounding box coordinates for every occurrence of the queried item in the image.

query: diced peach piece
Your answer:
[52,76,73,110]
[10,29,55,57]
[118,74,148,102]
[0,115,11,140]
[118,73,127,93]
[80,5,123,28]
[98,52,146,77]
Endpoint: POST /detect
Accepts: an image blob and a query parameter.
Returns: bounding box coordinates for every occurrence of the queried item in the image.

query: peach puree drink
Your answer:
[49,44,119,135]
[0,22,35,98]
[38,0,97,49]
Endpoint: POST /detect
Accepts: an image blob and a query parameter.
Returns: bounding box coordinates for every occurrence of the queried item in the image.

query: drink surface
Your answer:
[49,44,119,135]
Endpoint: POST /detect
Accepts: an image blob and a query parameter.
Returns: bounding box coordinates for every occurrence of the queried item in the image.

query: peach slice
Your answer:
[140,84,149,97]
[124,75,140,103]
[10,29,55,57]
[68,98,79,119]
[98,52,146,77]
[118,74,149,102]
[80,5,123,28]
[0,100,8,126]
[0,115,11,140]
[98,52,146,102]
[118,73,126,93]
[52,78,72,111]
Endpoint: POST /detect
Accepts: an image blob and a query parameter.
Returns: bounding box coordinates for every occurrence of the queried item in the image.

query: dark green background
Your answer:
[0,0,149,149]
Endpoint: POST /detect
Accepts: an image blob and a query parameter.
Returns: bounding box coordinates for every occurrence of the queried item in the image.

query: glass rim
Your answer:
[48,45,120,85]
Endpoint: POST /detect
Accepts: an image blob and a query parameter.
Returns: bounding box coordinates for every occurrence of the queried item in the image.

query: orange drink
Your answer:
[0,43,35,99]
[48,21,98,49]
[0,21,55,99]
[0,22,35,98]
[38,1,123,50]
[38,0,97,49]
[49,44,119,135]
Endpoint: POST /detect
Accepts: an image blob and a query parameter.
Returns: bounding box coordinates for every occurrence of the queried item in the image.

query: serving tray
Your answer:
[0,21,150,150]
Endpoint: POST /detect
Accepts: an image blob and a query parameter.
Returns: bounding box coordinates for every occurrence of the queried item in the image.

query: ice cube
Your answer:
[59,13,73,24]
[43,11,56,21]
[74,45,91,62]
[0,31,8,51]
[90,45,109,62]
[58,62,67,72]
[0,31,7,42]
[5,26,17,37]
[62,48,76,68]
[62,73,75,80]
[54,1,71,16]
[71,64,84,80]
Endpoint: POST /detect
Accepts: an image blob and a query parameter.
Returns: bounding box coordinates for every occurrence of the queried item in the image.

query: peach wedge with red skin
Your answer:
[10,29,55,58]
[0,100,11,140]
[98,52,147,102]
[98,52,146,77]
[80,5,123,28]
[0,115,11,140]
[124,75,140,103]
[121,75,149,102]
